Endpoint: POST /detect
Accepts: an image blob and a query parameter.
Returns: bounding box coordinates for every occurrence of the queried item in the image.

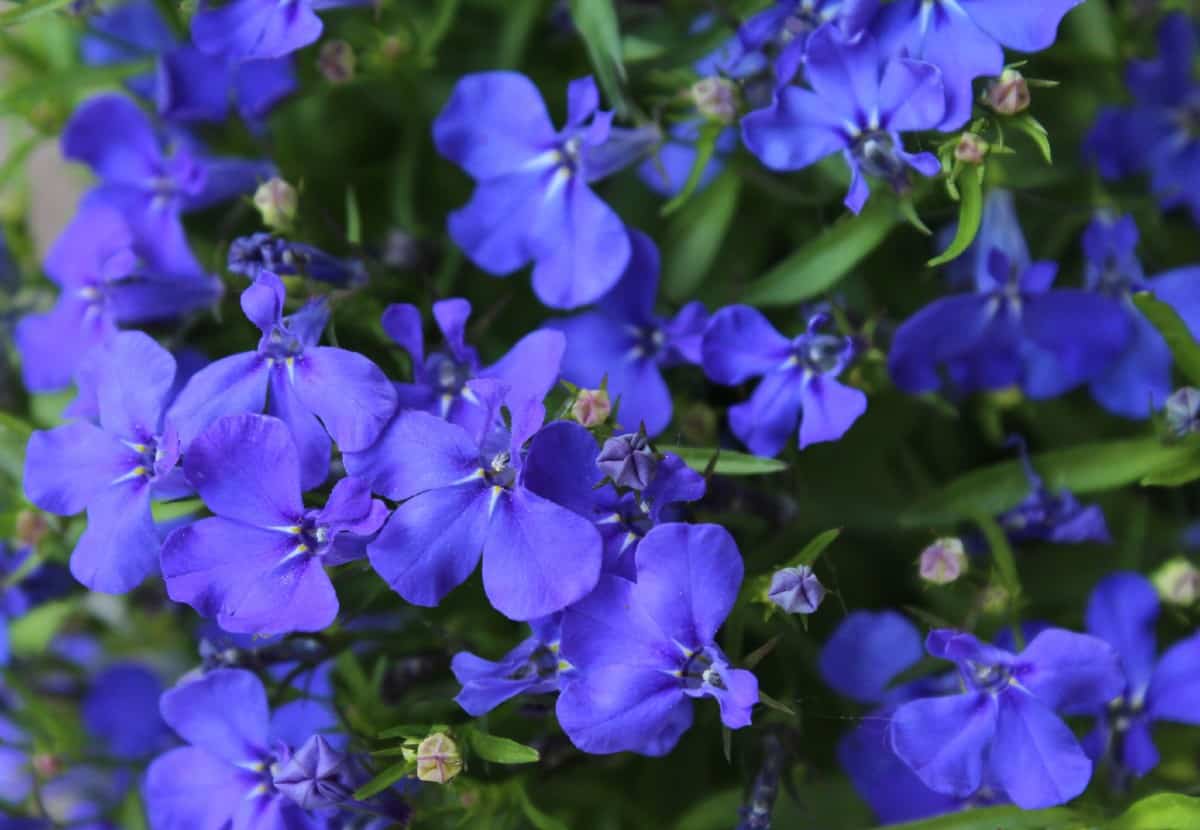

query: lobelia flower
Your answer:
[870,0,1085,130]
[889,627,1123,809]
[1079,572,1200,778]
[596,432,657,490]
[1165,387,1200,437]
[23,332,193,593]
[168,272,398,490]
[273,735,359,811]
[522,420,706,577]
[1081,213,1200,418]
[228,233,367,288]
[15,199,221,392]
[702,305,866,457]
[767,565,825,614]
[997,439,1110,545]
[451,614,567,716]
[61,94,274,270]
[191,0,372,61]
[364,383,603,621]
[557,523,758,756]
[545,231,708,436]
[433,72,658,309]
[144,668,346,829]
[161,414,388,635]
[82,663,172,761]
[80,0,296,126]
[740,25,946,214]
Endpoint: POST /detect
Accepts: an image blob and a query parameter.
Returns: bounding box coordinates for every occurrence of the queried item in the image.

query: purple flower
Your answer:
[364,385,603,620]
[741,25,945,213]
[14,200,220,392]
[871,0,1085,129]
[596,432,657,490]
[997,440,1110,545]
[82,663,172,761]
[161,414,387,635]
[557,523,758,756]
[889,628,1123,809]
[638,122,737,198]
[1080,572,1200,778]
[767,565,825,614]
[61,95,274,270]
[434,72,656,309]
[702,306,866,457]
[451,614,565,716]
[272,735,358,810]
[144,668,342,829]
[1082,214,1200,419]
[545,232,707,436]
[228,233,366,287]
[191,0,371,61]
[167,273,398,490]
[23,333,191,592]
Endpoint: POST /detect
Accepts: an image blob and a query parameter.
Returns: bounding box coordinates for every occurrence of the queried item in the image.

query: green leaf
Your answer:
[790,528,841,568]
[377,723,431,740]
[465,729,540,764]
[0,412,33,482]
[1141,451,1200,487]
[567,0,633,119]
[1009,114,1052,164]
[742,196,899,307]
[659,445,787,476]
[353,761,413,801]
[1108,794,1200,830]
[9,599,74,657]
[876,805,1078,830]
[662,169,741,301]
[1134,292,1200,386]
[974,515,1022,607]
[660,121,724,216]
[927,167,983,267]
[0,0,75,28]
[902,436,1198,526]
[345,188,362,246]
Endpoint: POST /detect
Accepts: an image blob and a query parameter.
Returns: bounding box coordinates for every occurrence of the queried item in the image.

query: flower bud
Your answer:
[690,77,738,124]
[1164,387,1200,438]
[15,509,48,548]
[252,178,298,232]
[954,132,988,165]
[918,537,968,585]
[1152,558,1200,607]
[415,733,462,784]
[31,753,61,778]
[596,433,656,490]
[273,735,357,810]
[767,566,825,615]
[986,69,1030,115]
[571,388,611,428]
[979,583,1010,615]
[318,40,355,84]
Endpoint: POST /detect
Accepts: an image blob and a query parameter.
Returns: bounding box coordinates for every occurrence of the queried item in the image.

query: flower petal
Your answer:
[889,691,998,798]
[991,688,1093,809]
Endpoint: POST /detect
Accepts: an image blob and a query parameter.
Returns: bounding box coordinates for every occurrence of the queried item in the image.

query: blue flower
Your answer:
[703,306,866,457]
[161,413,388,635]
[996,439,1110,545]
[1080,572,1200,778]
[889,627,1123,808]
[24,332,193,592]
[557,523,757,756]
[870,0,1085,129]
[1081,214,1200,419]
[546,232,707,437]
[364,384,603,620]
[167,273,398,490]
[451,614,566,716]
[228,233,366,288]
[741,24,945,213]
[434,72,657,309]
[191,0,372,61]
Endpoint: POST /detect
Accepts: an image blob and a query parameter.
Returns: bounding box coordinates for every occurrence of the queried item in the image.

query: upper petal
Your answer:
[167,351,270,449]
[291,346,398,452]
[342,409,481,502]
[1085,572,1160,694]
[819,610,925,704]
[701,305,792,385]
[960,0,1085,52]
[1015,628,1125,712]
[62,94,161,183]
[1148,631,1200,725]
[740,87,847,171]
[159,668,269,761]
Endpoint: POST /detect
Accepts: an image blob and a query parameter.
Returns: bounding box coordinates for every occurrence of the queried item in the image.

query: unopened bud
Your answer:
[415,733,462,784]
[571,388,611,428]
[253,178,298,232]
[919,537,968,585]
[318,40,356,84]
[954,132,988,165]
[31,754,61,778]
[273,735,356,810]
[767,565,825,615]
[15,510,48,548]
[1165,387,1200,438]
[1152,558,1200,607]
[596,433,656,490]
[979,583,1010,615]
[986,69,1030,115]
[690,77,738,124]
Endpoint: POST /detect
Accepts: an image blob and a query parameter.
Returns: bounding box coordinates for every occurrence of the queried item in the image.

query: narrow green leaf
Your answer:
[1107,794,1200,830]
[0,0,75,28]
[345,188,362,246]
[927,168,983,267]
[874,804,1078,830]
[659,445,787,476]
[974,514,1022,606]
[465,729,540,764]
[0,412,33,482]
[353,761,413,801]
[567,0,632,118]
[1010,113,1053,164]
[376,724,429,740]
[662,169,741,301]
[1141,452,1200,487]
[660,121,724,216]
[902,436,1197,526]
[9,599,74,657]
[742,196,899,307]
[1134,292,1200,386]
[790,528,841,568]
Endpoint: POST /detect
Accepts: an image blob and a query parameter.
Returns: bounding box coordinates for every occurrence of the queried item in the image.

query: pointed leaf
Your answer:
[465,729,540,764]
[568,0,633,119]
[1134,292,1200,386]
[660,445,787,476]
[927,167,984,267]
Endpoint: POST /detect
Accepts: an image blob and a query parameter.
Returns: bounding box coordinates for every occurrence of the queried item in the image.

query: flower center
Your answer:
[800,334,846,374]
[966,661,1012,693]
[852,131,906,181]
[484,451,516,488]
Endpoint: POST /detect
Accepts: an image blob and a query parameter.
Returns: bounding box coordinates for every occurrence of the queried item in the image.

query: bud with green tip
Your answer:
[986,69,1031,115]
[954,132,988,165]
[572,388,612,428]
[919,537,968,585]
[253,177,298,232]
[318,40,356,84]
[690,77,738,124]
[1152,557,1200,607]
[414,733,462,784]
